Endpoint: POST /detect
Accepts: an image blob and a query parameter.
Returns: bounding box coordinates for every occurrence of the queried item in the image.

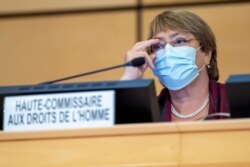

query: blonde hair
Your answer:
[149,10,219,81]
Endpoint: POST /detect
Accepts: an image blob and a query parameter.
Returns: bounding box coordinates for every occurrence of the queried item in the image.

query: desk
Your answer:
[0,119,250,167]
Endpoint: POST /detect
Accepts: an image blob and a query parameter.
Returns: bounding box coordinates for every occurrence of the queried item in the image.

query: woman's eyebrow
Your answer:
[153,33,188,41]
[169,33,179,39]
[153,37,164,40]
[170,33,189,39]
[153,33,179,40]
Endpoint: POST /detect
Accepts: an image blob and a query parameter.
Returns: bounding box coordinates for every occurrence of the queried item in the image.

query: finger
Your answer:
[125,50,145,62]
[145,53,155,69]
[133,39,159,51]
[134,39,159,51]
[136,51,154,69]
[149,52,157,63]
[133,41,146,48]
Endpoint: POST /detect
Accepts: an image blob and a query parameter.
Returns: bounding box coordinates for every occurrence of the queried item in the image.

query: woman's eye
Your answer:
[175,39,188,44]
[152,42,165,51]
[152,44,161,51]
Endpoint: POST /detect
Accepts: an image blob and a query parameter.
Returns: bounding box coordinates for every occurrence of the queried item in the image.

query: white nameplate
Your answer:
[3,90,115,132]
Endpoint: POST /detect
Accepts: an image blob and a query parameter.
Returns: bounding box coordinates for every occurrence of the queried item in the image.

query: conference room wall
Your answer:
[0,1,249,95]
[0,0,136,14]
[0,11,136,86]
[142,3,250,92]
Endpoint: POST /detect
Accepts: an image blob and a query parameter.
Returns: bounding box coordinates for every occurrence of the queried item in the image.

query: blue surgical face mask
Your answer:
[153,44,204,90]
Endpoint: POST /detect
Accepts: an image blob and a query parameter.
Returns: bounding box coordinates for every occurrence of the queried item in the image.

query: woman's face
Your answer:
[152,29,211,69]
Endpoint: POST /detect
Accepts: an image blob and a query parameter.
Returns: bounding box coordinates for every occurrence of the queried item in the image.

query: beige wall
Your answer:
[0,11,136,85]
[0,0,249,94]
[0,0,136,14]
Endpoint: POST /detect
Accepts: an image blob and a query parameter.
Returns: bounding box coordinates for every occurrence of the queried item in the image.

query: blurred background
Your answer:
[0,0,249,93]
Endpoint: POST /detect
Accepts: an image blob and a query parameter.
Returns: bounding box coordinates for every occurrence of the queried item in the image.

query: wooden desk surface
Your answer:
[1,119,250,167]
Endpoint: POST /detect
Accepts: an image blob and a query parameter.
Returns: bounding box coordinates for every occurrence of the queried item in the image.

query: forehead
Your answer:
[153,29,194,40]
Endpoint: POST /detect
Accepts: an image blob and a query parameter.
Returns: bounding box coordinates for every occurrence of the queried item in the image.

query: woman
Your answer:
[121,10,230,121]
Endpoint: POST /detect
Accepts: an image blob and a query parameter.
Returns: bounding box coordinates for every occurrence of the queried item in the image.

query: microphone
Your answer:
[38,57,145,85]
[124,57,145,67]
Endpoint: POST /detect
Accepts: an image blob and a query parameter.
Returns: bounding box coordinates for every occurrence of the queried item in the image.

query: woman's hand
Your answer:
[121,39,159,80]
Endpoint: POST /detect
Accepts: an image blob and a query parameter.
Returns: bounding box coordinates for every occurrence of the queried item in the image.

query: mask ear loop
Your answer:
[198,64,206,72]
[196,45,202,51]
[196,45,206,72]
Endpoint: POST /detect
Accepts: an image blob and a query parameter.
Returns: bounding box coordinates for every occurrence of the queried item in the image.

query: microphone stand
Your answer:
[38,57,145,85]
[38,64,125,85]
